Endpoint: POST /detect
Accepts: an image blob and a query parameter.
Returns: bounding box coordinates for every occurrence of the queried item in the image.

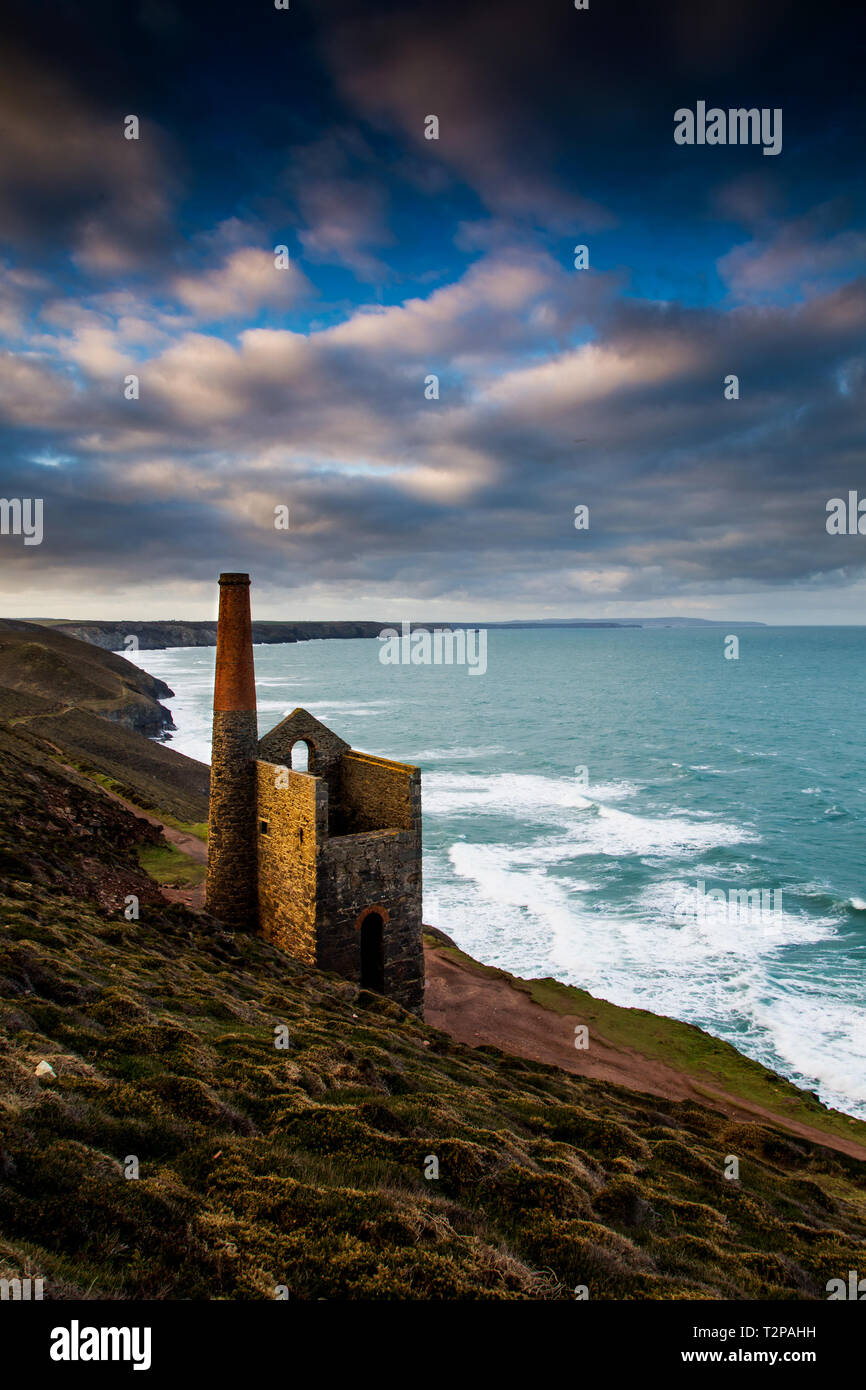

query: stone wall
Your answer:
[259,708,350,778]
[255,760,325,962]
[318,826,424,1014]
[259,709,350,830]
[338,752,416,834]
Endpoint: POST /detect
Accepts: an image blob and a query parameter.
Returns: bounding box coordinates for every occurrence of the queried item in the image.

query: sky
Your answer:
[0,0,864,622]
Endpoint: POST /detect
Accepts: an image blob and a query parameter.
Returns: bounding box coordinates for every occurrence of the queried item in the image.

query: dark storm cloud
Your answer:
[0,52,179,273]
[325,0,865,223]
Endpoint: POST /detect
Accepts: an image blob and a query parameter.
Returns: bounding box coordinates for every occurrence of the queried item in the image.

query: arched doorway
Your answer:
[359,911,385,994]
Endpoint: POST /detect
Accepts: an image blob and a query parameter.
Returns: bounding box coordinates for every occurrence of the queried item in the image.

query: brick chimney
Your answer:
[205,573,258,929]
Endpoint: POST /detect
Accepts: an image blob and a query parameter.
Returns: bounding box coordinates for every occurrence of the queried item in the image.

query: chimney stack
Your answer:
[205,573,259,929]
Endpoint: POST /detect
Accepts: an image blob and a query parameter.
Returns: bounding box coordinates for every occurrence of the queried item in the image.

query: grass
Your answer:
[2,881,866,1301]
[136,842,206,887]
[164,817,208,841]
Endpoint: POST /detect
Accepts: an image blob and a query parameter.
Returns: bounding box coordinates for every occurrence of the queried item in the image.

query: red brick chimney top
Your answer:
[213,573,257,712]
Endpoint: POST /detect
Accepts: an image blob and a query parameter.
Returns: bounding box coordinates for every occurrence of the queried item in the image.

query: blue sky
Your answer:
[0,0,865,620]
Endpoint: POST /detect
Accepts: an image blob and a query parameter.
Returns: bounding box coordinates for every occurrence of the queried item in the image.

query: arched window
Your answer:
[359,911,385,994]
[289,739,313,773]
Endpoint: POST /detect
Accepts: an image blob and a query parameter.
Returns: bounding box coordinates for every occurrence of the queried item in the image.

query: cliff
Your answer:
[30,616,767,653]
[33,619,388,652]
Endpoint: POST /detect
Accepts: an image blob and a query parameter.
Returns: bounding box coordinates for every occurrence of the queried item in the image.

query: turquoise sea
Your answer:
[142,627,866,1119]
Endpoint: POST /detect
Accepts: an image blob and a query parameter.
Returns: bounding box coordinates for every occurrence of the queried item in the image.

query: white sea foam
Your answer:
[409,746,507,762]
[163,729,212,764]
[745,992,866,1115]
[432,848,863,1115]
[588,804,753,857]
[428,841,597,979]
[423,771,596,819]
[638,879,839,953]
[582,780,640,801]
[424,773,755,862]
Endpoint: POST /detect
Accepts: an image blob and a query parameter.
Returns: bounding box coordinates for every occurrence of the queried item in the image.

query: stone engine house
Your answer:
[205,573,424,1015]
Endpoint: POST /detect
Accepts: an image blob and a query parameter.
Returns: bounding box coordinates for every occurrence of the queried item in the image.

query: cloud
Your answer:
[325,1,612,233]
[3,247,865,614]
[1,1,865,619]
[283,132,395,281]
[172,247,310,320]
[325,248,615,364]
[718,202,866,300]
[0,52,177,271]
[484,334,700,415]
[0,263,48,339]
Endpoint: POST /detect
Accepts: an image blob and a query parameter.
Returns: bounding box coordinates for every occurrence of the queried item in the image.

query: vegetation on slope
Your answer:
[136,841,207,888]
[0,684,208,827]
[1,721,865,1300]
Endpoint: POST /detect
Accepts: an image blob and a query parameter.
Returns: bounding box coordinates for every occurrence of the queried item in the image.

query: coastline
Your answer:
[3,694,866,1303]
[4,620,862,1144]
[28,616,768,653]
[100,770,866,1158]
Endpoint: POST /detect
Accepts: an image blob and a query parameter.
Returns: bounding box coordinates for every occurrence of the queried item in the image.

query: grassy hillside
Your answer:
[0,683,208,826]
[0,619,175,735]
[1,720,865,1300]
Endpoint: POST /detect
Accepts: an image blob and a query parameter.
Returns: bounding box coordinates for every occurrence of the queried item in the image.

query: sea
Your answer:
[141,626,866,1119]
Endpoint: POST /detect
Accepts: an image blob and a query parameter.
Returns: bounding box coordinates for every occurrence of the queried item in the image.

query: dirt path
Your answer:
[52,760,207,909]
[9,702,75,726]
[102,785,206,910]
[79,775,207,863]
[424,941,866,1160]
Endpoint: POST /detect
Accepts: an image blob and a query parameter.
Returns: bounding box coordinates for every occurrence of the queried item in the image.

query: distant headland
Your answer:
[29,616,767,653]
